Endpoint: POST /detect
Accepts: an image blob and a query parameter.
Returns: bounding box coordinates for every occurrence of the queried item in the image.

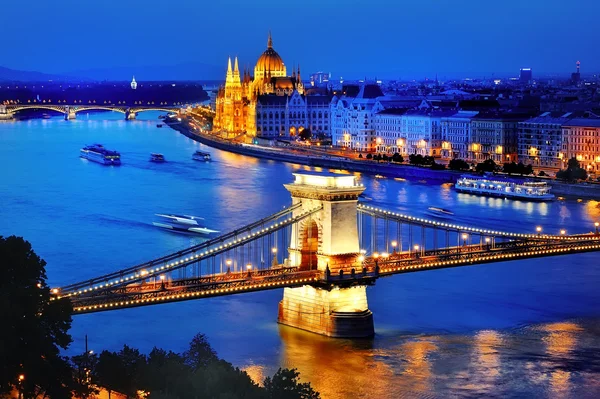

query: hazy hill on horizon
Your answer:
[0,62,224,82]
[65,62,224,81]
[0,66,71,82]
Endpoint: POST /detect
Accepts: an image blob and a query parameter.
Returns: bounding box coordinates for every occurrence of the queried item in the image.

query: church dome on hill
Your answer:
[254,33,286,78]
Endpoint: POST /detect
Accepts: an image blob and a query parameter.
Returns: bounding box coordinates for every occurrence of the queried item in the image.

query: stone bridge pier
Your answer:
[278,172,374,338]
[64,106,77,120]
[125,108,137,120]
[0,105,13,120]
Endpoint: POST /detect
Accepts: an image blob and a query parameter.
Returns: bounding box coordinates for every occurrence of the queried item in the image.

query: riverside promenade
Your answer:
[167,120,460,182]
[167,119,600,200]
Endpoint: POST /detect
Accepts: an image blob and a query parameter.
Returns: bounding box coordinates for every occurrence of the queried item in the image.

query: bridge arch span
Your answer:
[74,106,127,114]
[129,108,179,114]
[9,105,67,115]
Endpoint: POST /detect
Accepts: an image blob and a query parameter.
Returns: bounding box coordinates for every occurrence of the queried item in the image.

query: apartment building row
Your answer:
[329,85,600,172]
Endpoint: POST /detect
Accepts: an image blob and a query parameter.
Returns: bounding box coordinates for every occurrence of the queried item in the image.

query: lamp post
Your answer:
[485,237,491,250]
[414,244,420,259]
[18,374,24,399]
[246,263,252,277]
[595,222,599,235]
[560,229,566,236]
[226,259,232,274]
[391,240,398,254]
[462,233,468,247]
[271,247,278,267]
[536,226,542,236]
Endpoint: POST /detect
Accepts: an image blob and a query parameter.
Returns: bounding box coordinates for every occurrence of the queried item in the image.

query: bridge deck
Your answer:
[67,234,600,314]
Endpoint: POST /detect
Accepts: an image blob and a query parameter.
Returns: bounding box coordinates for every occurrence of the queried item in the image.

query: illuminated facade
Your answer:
[561,119,600,173]
[213,33,334,138]
[469,113,528,163]
[330,84,384,151]
[440,111,479,160]
[517,112,576,170]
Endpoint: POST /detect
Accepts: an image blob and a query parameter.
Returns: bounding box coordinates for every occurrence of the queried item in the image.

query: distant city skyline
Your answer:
[2,0,599,80]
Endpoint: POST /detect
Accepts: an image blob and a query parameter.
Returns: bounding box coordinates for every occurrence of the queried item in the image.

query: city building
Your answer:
[440,111,479,160]
[373,108,407,154]
[561,118,600,174]
[519,68,533,84]
[571,61,581,85]
[517,112,577,170]
[469,113,530,163]
[310,71,331,86]
[214,33,331,138]
[330,83,384,151]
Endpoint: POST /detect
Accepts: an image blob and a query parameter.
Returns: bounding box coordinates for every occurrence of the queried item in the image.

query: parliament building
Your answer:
[213,33,331,138]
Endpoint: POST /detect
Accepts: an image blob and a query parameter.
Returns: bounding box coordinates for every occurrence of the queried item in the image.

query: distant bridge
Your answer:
[53,173,600,338]
[2,104,181,120]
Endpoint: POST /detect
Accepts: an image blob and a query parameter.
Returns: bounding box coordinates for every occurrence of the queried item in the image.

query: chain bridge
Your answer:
[53,172,600,338]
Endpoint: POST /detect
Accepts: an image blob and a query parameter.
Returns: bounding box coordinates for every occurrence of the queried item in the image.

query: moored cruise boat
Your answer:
[152,214,219,235]
[80,144,121,165]
[454,174,554,201]
[192,150,211,161]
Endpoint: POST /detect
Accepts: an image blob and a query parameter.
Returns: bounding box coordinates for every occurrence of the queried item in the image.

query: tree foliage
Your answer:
[448,159,470,171]
[502,162,533,176]
[391,153,403,163]
[556,157,588,181]
[90,334,318,399]
[408,154,435,166]
[263,368,320,399]
[475,159,498,173]
[0,236,74,399]
[298,128,312,141]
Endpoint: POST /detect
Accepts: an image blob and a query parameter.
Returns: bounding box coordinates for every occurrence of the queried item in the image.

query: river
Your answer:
[1,112,600,398]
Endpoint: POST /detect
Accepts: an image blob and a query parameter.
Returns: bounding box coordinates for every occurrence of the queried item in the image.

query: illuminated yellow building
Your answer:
[214,33,332,137]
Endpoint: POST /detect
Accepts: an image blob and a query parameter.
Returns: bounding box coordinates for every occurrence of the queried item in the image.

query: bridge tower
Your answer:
[278,172,374,338]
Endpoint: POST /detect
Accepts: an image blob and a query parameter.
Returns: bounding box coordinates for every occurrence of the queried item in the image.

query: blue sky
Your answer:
[1,0,598,79]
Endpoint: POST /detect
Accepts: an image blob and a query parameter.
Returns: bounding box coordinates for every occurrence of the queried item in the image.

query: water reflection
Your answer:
[395,338,437,395]
[541,322,582,398]
[278,326,394,399]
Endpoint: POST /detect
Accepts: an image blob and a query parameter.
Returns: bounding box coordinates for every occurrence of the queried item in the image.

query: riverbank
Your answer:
[168,121,461,182]
[168,120,600,200]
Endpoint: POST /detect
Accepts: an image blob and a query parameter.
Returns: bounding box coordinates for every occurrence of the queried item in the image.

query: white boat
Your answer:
[426,207,454,219]
[152,214,219,235]
[454,174,554,201]
[192,150,211,161]
[80,144,121,165]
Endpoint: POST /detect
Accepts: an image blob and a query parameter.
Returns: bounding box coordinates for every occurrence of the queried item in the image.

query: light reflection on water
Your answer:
[2,115,600,398]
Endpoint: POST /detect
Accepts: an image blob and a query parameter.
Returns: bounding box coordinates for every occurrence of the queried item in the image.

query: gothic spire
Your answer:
[234,56,239,73]
[227,57,232,75]
[267,31,273,48]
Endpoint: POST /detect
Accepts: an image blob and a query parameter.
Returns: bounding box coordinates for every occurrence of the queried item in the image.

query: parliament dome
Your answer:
[254,33,286,78]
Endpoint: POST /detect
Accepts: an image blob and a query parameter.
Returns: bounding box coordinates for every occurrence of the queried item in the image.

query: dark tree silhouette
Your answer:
[183,333,218,370]
[263,368,320,399]
[557,157,587,181]
[299,128,312,141]
[476,159,497,173]
[448,159,470,171]
[0,236,74,399]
